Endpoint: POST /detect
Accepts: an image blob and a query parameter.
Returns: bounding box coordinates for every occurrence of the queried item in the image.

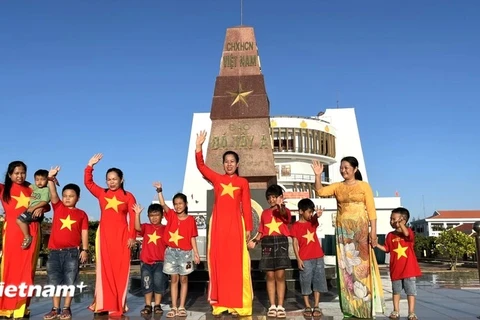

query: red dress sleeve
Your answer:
[195,150,219,184]
[241,178,253,232]
[84,166,104,198]
[127,192,137,239]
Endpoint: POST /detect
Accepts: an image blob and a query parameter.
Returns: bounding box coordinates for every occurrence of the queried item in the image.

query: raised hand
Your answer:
[315,205,323,217]
[153,182,162,190]
[88,153,103,167]
[49,166,60,178]
[275,195,284,207]
[196,130,207,147]
[133,203,143,215]
[311,160,324,175]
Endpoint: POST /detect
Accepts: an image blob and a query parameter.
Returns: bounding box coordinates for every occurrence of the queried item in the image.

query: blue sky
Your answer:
[1,1,478,221]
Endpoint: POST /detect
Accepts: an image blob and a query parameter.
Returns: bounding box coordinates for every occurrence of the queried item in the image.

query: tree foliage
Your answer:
[435,228,475,270]
[414,234,437,258]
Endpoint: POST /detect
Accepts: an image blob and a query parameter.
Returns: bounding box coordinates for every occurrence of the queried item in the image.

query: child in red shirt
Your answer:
[154,182,200,318]
[43,167,89,320]
[289,198,327,318]
[376,207,421,320]
[134,203,168,317]
[248,184,292,318]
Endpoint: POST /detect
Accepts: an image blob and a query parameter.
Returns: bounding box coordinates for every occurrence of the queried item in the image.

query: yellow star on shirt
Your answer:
[227,83,253,107]
[265,216,283,235]
[104,195,124,213]
[12,192,30,210]
[60,215,77,231]
[169,229,184,246]
[303,230,316,244]
[220,183,239,198]
[147,230,161,245]
[393,242,408,260]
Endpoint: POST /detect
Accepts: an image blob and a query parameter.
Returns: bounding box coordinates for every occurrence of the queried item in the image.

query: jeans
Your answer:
[46,248,79,286]
[141,262,168,295]
[392,277,417,296]
[299,257,328,295]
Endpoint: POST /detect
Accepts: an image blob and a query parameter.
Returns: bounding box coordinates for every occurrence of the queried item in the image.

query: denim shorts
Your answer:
[46,248,79,286]
[299,257,328,295]
[259,236,291,271]
[392,277,417,296]
[17,211,44,223]
[141,262,169,295]
[163,247,194,276]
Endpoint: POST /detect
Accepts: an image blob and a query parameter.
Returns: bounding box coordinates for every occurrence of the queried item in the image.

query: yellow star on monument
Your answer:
[303,229,316,244]
[169,229,184,246]
[265,216,283,235]
[60,214,77,231]
[147,230,161,245]
[227,83,253,107]
[393,242,408,260]
[220,182,240,198]
[12,192,30,210]
[104,195,124,213]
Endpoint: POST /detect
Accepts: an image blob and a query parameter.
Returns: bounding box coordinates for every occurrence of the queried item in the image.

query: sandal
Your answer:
[276,306,286,318]
[312,307,322,317]
[44,308,60,320]
[408,313,418,320]
[303,307,313,317]
[153,305,163,314]
[21,236,32,249]
[60,307,72,319]
[166,307,177,318]
[267,305,277,317]
[389,311,400,319]
[177,307,187,317]
[141,305,153,315]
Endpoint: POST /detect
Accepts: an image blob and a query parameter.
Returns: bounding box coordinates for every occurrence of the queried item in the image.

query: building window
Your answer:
[431,223,444,231]
[281,165,291,177]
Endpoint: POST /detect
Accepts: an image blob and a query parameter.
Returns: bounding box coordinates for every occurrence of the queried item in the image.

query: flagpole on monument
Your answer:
[240,0,243,25]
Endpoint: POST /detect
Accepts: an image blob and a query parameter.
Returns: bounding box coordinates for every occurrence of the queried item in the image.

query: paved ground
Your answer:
[23,262,480,319]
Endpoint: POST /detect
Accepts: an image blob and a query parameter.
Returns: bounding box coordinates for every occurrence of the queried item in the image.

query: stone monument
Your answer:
[205,26,277,250]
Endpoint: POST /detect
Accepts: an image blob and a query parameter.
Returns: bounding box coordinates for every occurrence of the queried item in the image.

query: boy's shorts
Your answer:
[141,261,169,295]
[163,247,194,276]
[46,248,79,286]
[259,235,291,271]
[18,211,44,223]
[299,257,328,295]
[392,277,417,296]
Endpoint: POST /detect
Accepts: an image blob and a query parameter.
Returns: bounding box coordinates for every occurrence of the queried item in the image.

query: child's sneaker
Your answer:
[44,307,60,320]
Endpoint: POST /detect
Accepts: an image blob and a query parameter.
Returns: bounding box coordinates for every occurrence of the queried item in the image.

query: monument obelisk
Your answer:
[205,26,276,245]
[206,26,276,187]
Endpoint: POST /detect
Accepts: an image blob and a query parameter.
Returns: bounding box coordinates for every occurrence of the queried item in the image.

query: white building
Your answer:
[173,108,401,265]
[410,210,480,237]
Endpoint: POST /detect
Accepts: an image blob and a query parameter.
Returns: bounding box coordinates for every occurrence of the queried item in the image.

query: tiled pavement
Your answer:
[14,268,480,319]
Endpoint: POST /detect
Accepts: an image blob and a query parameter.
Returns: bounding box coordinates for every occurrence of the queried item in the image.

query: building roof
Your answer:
[453,223,474,234]
[427,210,480,220]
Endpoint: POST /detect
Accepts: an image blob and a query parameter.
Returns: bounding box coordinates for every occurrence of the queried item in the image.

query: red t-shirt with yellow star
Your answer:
[140,223,167,264]
[48,201,89,250]
[290,218,324,260]
[384,228,422,281]
[163,208,198,251]
[259,207,291,237]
